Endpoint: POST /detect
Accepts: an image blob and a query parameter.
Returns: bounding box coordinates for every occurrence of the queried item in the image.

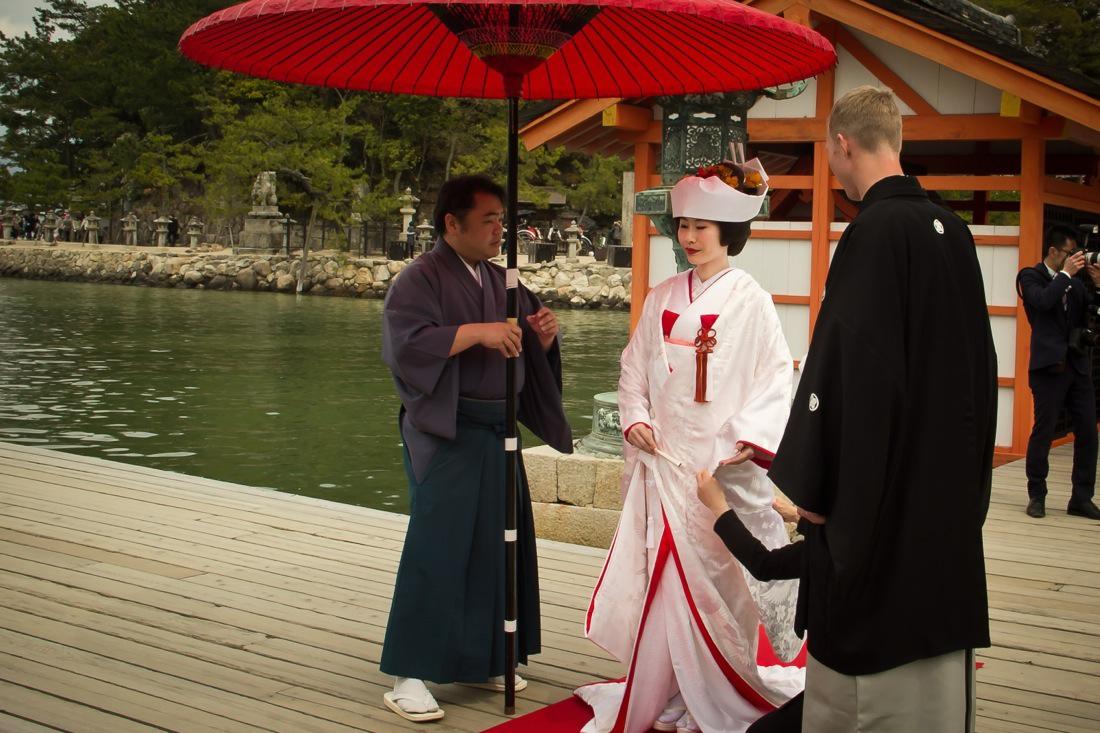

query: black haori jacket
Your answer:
[769,176,997,676]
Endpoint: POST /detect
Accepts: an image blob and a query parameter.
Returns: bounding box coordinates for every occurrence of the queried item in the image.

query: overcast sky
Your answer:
[1,0,112,38]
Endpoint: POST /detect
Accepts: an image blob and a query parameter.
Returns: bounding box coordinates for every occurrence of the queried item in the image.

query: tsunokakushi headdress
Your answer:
[671,143,769,223]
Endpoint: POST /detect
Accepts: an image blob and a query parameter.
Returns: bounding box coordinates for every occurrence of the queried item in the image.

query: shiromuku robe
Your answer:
[768,176,997,677]
[379,238,572,683]
[579,267,804,733]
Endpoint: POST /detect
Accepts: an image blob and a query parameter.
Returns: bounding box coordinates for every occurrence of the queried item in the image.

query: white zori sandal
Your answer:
[383,677,445,722]
[461,674,528,693]
[653,692,687,731]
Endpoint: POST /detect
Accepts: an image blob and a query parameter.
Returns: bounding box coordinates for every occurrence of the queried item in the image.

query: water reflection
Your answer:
[0,278,628,513]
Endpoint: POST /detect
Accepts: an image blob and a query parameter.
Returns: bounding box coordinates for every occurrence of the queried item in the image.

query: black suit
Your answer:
[1017,263,1097,505]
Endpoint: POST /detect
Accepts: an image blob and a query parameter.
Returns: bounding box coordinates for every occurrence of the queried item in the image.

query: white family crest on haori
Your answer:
[579,266,804,733]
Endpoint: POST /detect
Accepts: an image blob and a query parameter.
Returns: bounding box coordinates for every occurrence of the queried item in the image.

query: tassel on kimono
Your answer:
[694,326,717,402]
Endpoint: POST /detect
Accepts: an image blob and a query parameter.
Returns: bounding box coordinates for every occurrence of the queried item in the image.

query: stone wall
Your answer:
[0,242,632,309]
[524,445,624,548]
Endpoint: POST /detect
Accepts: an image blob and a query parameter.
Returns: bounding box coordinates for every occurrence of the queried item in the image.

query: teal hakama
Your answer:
[379,240,572,683]
[380,398,541,681]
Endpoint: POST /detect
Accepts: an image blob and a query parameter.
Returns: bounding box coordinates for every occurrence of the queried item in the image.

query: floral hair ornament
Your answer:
[670,142,770,223]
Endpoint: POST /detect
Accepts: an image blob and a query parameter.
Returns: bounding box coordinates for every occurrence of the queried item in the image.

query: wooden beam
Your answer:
[750,229,813,240]
[810,141,833,335]
[624,121,661,145]
[519,98,619,151]
[814,22,837,119]
[988,305,1017,317]
[748,114,1063,144]
[1042,176,1100,215]
[973,235,1019,246]
[602,103,651,132]
[774,294,812,305]
[630,142,658,333]
[810,0,1100,131]
[1013,135,1044,454]
[768,175,814,190]
[834,25,938,116]
[783,1,811,27]
[827,174,1022,191]
[832,190,860,220]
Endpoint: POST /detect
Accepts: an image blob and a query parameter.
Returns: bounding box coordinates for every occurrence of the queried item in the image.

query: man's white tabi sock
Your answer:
[392,677,439,713]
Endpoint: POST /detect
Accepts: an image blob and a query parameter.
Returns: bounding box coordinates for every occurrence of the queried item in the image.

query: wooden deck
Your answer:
[0,440,1096,732]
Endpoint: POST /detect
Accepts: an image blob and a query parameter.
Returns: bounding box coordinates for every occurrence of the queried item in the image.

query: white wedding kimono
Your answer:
[578,267,804,733]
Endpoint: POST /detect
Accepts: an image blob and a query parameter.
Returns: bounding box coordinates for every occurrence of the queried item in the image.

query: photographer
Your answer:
[1017,223,1100,520]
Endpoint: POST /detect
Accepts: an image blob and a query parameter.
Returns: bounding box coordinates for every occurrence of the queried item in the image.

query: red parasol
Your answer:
[179,0,835,715]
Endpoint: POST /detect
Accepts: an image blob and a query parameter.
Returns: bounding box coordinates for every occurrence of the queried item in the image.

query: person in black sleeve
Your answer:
[697,468,804,733]
[1017,223,1100,520]
[760,86,997,733]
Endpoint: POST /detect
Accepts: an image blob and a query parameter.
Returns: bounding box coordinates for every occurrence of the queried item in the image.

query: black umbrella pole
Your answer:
[503,93,520,716]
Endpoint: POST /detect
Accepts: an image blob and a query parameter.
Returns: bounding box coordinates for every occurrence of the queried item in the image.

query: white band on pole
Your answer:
[506,268,519,289]
[505,529,518,542]
[505,437,518,451]
[504,620,517,633]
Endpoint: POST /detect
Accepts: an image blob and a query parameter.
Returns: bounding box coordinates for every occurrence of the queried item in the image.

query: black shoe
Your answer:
[1026,498,1045,518]
[1067,500,1100,520]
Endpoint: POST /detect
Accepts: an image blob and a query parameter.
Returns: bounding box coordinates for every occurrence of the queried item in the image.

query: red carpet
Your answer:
[483,627,805,733]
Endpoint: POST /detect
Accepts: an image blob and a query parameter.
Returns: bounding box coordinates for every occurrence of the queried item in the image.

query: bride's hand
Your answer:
[625,423,657,454]
[718,443,755,466]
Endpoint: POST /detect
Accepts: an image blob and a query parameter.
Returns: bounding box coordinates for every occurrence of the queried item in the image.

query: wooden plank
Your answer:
[0,679,153,733]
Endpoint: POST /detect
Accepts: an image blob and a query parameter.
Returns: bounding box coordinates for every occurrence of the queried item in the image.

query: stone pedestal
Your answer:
[122,215,138,246]
[153,216,170,247]
[84,213,101,245]
[2,215,13,241]
[186,218,204,247]
[577,392,624,458]
[237,206,284,253]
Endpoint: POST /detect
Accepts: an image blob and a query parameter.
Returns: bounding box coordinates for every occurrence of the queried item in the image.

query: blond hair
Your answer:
[828,86,902,153]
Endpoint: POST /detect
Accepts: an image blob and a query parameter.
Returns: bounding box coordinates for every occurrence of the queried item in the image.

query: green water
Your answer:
[0,278,628,513]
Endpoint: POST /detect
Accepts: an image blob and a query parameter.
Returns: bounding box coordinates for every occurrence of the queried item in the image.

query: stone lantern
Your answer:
[416,218,434,252]
[398,187,419,238]
[122,213,139,246]
[565,220,581,263]
[2,207,18,240]
[153,216,171,248]
[186,217,204,247]
[41,211,59,244]
[84,211,101,245]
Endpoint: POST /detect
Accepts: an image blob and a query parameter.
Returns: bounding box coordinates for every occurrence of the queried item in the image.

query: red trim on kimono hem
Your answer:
[740,441,776,470]
[663,511,777,714]
[585,525,621,638]
[609,527,673,733]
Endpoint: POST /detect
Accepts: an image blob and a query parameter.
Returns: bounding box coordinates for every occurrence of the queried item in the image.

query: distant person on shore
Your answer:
[378,174,572,722]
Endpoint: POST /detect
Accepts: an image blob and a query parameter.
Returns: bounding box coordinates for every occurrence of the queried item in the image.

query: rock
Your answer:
[309,283,327,295]
[570,296,585,306]
[183,269,204,286]
[593,459,626,510]
[524,446,559,503]
[553,271,572,288]
[587,274,606,288]
[235,267,258,290]
[324,277,343,291]
[323,260,338,274]
[608,273,623,288]
[207,274,228,290]
[557,455,597,506]
[339,265,356,280]
[253,260,273,278]
[387,260,406,275]
[570,274,589,289]
[373,265,392,282]
[530,502,619,549]
[275,273,296,291]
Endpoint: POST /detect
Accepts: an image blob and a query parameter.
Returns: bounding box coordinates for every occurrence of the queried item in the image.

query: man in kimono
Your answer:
[379,174,572,722]
[768,86,997,732]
